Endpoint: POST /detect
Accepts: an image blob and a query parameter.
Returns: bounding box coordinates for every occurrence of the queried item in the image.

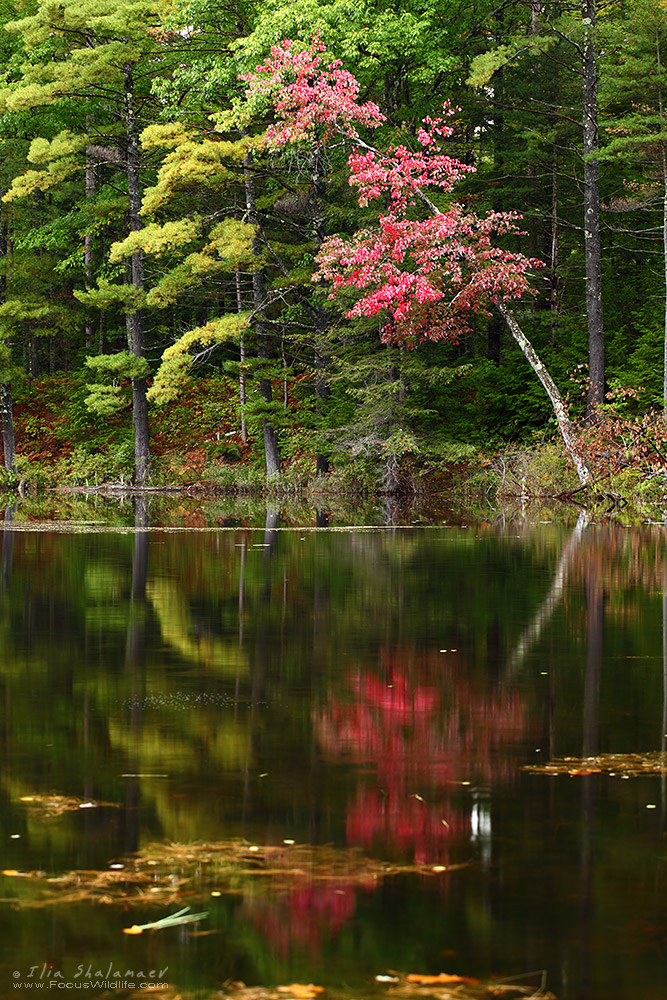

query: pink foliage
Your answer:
[347,110,472,210]
[244,37,543,345]
[317,111,543,345]
[243,34,384,147]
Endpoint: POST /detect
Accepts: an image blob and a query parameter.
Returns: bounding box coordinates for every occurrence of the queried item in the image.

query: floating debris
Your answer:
[0,839,469,909]
[94,970,556,1000]
[522,752,667,776]
[18,794,120,818]
[123,906,208,935]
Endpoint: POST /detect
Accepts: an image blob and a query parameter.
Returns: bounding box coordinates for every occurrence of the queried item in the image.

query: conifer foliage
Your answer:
[0,0,664,488]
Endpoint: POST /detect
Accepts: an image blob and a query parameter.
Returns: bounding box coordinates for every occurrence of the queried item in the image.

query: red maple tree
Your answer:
[243,39,591,484]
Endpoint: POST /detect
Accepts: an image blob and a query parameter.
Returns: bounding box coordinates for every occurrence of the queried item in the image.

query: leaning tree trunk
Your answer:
[413,179,592,484]
[243,153,280,477]
[581,0,605,419]
[123,63,150,487]
[498,303,590,484]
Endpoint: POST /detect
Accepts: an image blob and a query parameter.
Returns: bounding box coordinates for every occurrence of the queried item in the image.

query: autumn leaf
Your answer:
[405,973,480,986]
[277,986,324,999]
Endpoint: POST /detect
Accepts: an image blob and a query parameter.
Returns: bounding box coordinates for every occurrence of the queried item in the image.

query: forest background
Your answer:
[0,0,665,501]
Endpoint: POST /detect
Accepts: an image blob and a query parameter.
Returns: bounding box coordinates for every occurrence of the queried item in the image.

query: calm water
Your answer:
[0,506,665,1000]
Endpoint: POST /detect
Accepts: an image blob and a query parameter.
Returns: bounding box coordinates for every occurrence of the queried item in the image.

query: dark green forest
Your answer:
[0,0,665,497]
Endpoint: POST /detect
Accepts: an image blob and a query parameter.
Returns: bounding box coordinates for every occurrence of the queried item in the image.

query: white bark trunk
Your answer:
[497,302,590,485]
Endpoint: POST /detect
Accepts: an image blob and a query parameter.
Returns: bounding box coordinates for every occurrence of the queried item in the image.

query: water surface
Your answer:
[0,509,665,1000]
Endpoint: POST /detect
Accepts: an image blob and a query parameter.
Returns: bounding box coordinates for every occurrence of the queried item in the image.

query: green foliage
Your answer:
[85,351,150,415]
[75,278,145,312]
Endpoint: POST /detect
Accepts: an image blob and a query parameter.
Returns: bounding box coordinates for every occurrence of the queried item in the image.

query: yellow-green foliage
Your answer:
[4,161,82,201]
[109,218,202,262]
[145,220,256,307]
[85,350,152,416]
[0,298,55,323]
[2,0,158,112]
[3,132,88,201]
[145,259,224,308]
[148,313,249,404]
[74,278,146,312]
[141,139,248,216]
[140,122,194,151]
[206,219,256,265]
[28,130,88,164]
[467,34,555,87]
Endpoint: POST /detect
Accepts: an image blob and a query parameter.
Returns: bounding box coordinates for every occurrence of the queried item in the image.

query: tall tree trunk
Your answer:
[235,269,248,444]
[310,141,331,475]
[581,0,605,418]
[1,382,15,473]
[0,221,15,473]
[243,153,280,477]
[123,62,150,487]
[84,149,96,352]
[656,27,667,421]
[550,159,560,341]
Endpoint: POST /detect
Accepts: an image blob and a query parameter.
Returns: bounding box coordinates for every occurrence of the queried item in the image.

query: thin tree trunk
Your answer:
[656,28,667,420]
[581,0,605,418]
[235,269,248,444]
[84,149,95,352]
[550,159,560,341]
[123,62,150,486]
[243,153,280,477]
[0,222,15,473]
[1,383,15,473]
[310,141,331,475]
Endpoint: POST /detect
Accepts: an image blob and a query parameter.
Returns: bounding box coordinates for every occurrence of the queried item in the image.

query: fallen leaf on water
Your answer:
[277,986,324,999]
[405,973,480,986]
[123,906,208,935]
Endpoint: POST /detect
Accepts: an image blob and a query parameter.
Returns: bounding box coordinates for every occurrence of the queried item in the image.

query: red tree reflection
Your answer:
[316,647,529,864]
[241,879,366,958]
[248,647,529,957]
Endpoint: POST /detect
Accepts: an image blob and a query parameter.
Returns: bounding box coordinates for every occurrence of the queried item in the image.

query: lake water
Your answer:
[0,502,665,1000]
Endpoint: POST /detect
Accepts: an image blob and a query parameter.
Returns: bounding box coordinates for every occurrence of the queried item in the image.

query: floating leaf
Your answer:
[122,906,208,935]
[405,973,480,986]
[277,985,324,999]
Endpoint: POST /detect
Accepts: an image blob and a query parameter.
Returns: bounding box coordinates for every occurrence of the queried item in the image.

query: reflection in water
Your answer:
[575,566,604,1000]
[124,497,150,853]
[243,879,363,959]
[0,521,664,998]
[316,649,527,866]
[1,504,15,590]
